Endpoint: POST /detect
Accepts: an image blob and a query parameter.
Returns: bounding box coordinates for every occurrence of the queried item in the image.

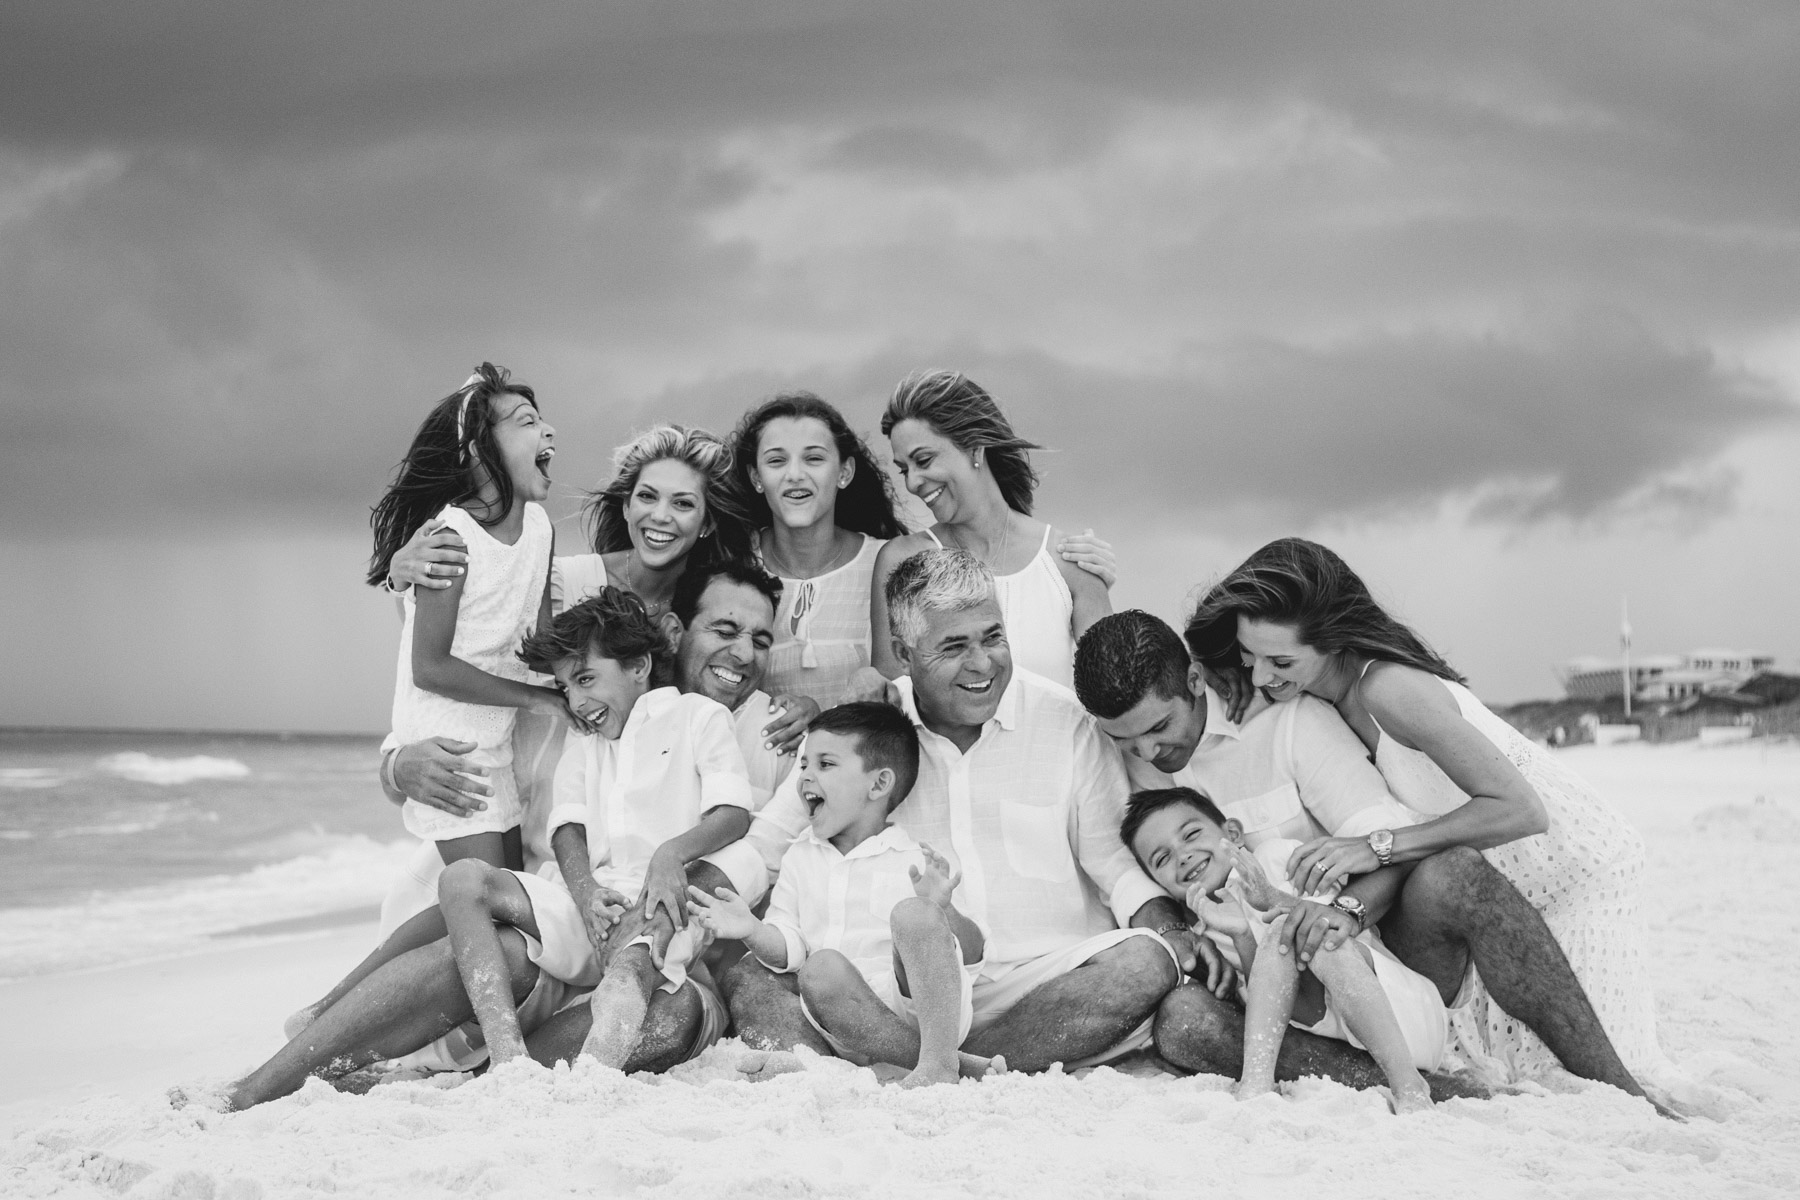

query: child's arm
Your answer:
[411,570,568,717]
[640,805,754,937]
[685,885,790,968]
[909,842,985,964]
[551,822,631,958]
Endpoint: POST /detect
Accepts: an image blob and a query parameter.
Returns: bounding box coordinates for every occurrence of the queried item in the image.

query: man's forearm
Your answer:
[1129,896,1187,931]
[1341,862,1413,928]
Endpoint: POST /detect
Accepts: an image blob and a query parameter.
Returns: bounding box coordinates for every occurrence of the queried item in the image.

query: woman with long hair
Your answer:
[869,370,1116,689]
[1185,537,1666,1089]
[729,391,904,709]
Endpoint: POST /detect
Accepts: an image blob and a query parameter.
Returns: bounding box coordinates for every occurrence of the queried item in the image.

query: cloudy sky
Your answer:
[2,1,1796,732]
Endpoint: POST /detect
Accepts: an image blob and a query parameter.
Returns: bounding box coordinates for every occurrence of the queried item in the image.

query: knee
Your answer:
[1097,934,1181,1004]
[1404,846,1495,916]
[438,858,496,907]
[796,951,855,1009]
[889,895,947,938]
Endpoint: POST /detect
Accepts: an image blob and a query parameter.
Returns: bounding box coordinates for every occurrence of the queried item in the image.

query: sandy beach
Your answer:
[4,739,1798,1198]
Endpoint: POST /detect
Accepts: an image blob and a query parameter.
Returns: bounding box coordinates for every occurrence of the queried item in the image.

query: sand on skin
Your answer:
[1,740,1798,1199]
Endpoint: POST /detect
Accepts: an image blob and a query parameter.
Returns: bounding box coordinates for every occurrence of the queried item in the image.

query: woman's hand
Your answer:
[1274,898,1358,967]
[1056,529,1119,590]
[387,520,469,592]
[1203,664,1255,723]
[761,694,819,756]
[1286,836,1379,896]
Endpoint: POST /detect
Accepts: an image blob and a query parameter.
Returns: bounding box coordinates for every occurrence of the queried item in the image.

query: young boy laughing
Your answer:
[688,702,1000,1086]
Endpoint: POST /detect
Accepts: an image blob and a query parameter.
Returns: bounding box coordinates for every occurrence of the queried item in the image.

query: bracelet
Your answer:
[1153,921,1192,940]
[379,748,404,798]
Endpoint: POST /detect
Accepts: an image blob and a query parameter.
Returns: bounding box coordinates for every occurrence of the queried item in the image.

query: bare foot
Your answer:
[1391,1076,1434,1114]
[581,976,648,1068]
[958,1052,1006,1079]
[283,1002,324,1041]
[737,1050,807,1081]
[167,1083,228,1112]
[899,1053,960,1088]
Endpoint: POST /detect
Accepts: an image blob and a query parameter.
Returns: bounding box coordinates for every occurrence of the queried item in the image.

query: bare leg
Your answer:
[1238,934,1301,1100]
[720,954,832,1055]
[1307,941,1432,1112]
[890,897,969,1086]
[226,929,538,1110]
[581,943,663,1067]
[962,935,1178,1072]
[526,979,705,1073]
[1382,847,1646,1100]
[1154,983,1488,1102]
[437,859,542,1065]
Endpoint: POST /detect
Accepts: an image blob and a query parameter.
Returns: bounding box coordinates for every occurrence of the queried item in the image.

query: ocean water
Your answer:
[0,729,415,979]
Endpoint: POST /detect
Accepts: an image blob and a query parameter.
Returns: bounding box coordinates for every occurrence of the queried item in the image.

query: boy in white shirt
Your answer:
[1122,786,1444,1112]
[687,702,999,1086]
[434,588,759,1070]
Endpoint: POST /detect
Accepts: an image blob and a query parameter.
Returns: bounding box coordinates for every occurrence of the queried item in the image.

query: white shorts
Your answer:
[1298,932,1449,1072]
[512,867,703,992]
[401,750,523,841]
[798,960,981,1065]
[972,928,1182,1067]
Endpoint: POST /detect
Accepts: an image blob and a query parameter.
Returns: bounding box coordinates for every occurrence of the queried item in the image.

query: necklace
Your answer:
[621,551,667,616]
[761,528,857,580]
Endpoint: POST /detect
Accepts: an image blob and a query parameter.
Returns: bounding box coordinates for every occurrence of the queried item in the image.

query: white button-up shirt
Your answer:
[1123,690,1418,847]
[746,669,1165,968]
[547,687,753,895]
[729,688,796,811]
[758,825,975,982]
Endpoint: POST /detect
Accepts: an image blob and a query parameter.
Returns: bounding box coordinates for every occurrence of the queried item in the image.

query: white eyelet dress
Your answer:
[762,533,884,709]
[1369,674,1667,1086]
[924,526,1075,691]
[391,502,552,841]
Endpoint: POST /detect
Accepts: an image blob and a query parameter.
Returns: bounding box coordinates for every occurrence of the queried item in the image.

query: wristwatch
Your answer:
[1367,828,1395,867]
[1330,894,1368,932]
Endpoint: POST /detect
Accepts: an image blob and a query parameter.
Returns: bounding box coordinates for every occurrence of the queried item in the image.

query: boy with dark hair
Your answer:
[688,702,1000,1086]
[1123,786,1444,1112]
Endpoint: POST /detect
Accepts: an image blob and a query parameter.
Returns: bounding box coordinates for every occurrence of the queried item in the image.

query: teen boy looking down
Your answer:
[690,702,999,1086]
[725,550,1190,1071]
[1073,610,1654,1103]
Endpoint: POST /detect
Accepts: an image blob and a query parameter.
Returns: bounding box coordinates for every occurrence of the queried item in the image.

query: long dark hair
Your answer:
[1184,538,1465,684]
[881,370,1042,516]
[730,391,905,540]
[367,363,535,587]
[582,424,755,567]
[518,585,674,689]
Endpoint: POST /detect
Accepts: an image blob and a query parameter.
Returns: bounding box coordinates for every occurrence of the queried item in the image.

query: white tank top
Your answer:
[925,525,1074,689]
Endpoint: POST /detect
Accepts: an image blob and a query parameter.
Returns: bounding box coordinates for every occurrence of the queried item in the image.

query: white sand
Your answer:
[4,741,1799,1198]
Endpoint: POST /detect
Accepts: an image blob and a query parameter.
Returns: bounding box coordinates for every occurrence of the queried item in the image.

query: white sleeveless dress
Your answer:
[923,525,1075,690]
[1368,674,1665,1084]
[760,532,885,708]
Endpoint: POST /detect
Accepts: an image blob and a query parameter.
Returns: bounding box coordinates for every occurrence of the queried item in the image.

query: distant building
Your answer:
[1559,650,1775,703]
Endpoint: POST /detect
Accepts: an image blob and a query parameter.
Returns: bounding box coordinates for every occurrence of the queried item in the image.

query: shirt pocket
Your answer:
[999,800,1078,883]
[1220,783,1302,837]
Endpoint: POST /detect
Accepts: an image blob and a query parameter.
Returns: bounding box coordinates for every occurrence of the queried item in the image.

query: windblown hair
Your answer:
[807,701,921,814]
[730,392,905,540]
[1184,538,1465,684]
[583,425,755,567]
[367,363,536,587]
[884,549,997,647]
[1120,786,1229,869]
[881,371,1042,516]
[670,557,783,628]
[1074,610,1195,720]
[518,586,671,686]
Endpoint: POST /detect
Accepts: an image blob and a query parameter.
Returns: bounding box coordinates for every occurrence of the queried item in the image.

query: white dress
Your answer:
[924,526,1075,690]
[1368,674,1665,1084]
[391,502,552,840]
[760,532,884,708]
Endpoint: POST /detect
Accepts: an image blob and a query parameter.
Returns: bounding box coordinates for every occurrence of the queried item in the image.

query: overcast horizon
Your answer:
[2,2,1796,734]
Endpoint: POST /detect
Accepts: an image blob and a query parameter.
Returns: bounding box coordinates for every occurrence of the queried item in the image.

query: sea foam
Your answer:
[98,753,252,785]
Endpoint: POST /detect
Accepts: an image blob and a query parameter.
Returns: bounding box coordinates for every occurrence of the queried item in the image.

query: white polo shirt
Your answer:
[547,686,754,896]
[1124,689,1418,847]
[758,824,977,979]
[745,669,1166,968]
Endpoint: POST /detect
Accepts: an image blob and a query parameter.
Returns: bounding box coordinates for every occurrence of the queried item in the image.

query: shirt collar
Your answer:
[1197,686,1244,744]
[803,822,917,860]
[625,685,682,733]
[892,673,1019,738]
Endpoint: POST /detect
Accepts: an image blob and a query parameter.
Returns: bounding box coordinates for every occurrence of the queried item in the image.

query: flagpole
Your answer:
[1620,597,1633,719]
